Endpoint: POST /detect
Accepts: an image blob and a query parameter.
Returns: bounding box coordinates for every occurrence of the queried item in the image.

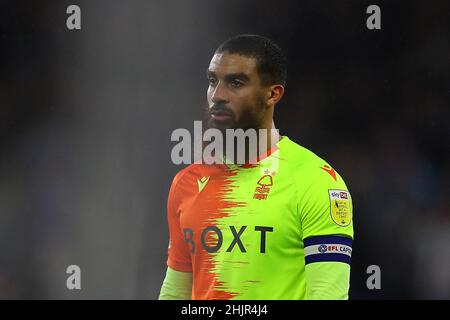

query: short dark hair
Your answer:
[215,34,287,87]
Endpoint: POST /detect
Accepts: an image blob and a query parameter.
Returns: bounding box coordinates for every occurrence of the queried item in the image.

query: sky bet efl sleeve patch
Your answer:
[328,189,352,227]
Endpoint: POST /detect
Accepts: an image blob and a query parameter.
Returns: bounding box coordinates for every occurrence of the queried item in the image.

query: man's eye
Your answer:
[208,78,217,86]
[231,80,243,88]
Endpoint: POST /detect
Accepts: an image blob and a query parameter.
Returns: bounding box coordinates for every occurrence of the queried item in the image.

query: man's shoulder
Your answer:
[171,164,200,186]
[280,136,346,185]
[170,163,220,188]
[280,136,329,170]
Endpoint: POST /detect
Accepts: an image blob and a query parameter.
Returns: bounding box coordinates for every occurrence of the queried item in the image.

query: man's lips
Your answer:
[210,111,233,121]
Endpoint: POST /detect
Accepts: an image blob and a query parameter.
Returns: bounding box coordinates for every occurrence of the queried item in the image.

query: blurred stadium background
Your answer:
[0,0,449,299]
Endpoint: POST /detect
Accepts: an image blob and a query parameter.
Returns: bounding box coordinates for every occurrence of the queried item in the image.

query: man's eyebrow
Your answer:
[206,70,250,81]
[224,73,250,82]
[206,70,251,83]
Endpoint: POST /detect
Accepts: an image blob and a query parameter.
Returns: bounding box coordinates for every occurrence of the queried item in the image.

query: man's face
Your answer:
[206,52,267,131]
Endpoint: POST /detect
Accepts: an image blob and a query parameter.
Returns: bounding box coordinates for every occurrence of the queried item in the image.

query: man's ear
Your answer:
[267,85,285,106]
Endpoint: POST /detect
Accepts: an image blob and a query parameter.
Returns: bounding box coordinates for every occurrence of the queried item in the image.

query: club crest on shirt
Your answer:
[328,189,352,226]
[253,170,277,200]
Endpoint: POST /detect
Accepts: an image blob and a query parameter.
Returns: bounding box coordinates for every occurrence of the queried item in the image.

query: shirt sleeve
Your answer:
[159,266,193,300]
[299,164,354,241]
[166,170,193,272]
[298,163,354,299]
[305,262,350,300]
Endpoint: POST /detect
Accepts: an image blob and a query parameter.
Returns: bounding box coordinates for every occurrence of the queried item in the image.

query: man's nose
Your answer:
[211,82,229,105]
